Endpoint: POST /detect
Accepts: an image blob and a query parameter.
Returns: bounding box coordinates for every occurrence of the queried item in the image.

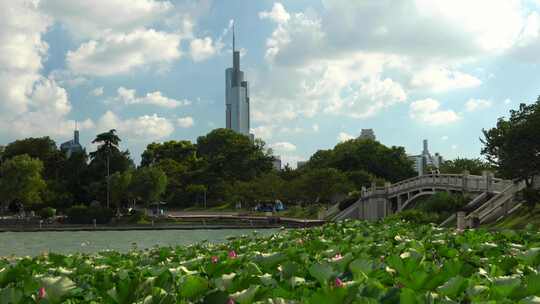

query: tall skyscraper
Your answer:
[225,25,252,138]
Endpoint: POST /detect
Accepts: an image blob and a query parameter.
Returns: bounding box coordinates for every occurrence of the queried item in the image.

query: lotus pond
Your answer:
[1,221,540,303]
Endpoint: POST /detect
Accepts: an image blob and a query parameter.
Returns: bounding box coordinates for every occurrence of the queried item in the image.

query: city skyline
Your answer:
[2,1,540,166]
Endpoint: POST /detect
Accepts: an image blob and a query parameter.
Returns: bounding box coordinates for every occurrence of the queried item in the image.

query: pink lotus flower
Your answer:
[211,256,219,263]
[334,277,344,288]
[227,298,235,304]
[228,250,237,259]
[38,287,46,299]
[332,253,343,261]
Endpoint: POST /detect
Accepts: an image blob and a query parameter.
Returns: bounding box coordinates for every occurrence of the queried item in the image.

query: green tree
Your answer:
[109,171,133,209]
[482,98,540,207]
[88,130,134,206]
[297,168,352,204]
[130,167,168,206]
[141,140,198,167]
[0,154,46,209]
[439,158,495,175]
[186,184,208,207]
[306,139,415,183]
[156,159,190,208]
[2,137,65,180]
[346,170,375,190]
[196,129,273,201]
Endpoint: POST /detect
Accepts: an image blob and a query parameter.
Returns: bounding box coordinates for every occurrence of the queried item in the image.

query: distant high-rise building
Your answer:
[408,139,444,176]
[272,156,282,171]
[225,25,252,138]
[61,127,83,158]
[359,129,376,141]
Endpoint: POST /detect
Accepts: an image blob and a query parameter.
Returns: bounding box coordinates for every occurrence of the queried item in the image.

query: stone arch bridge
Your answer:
[333,172,516,222]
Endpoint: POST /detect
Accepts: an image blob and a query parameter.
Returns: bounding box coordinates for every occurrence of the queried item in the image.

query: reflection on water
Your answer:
[0,229,277,256]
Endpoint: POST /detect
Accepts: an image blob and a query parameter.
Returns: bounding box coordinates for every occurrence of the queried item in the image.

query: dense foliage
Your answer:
[2,221,540,303]
[482,97,540,207]
[439,158,495,176]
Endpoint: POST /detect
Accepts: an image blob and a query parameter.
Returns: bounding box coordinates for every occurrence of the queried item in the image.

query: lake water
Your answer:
[0,229,277,256]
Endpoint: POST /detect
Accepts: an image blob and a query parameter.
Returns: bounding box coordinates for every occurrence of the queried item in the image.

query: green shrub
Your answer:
[39,207,56,219]
[416,192,467,214]
[126,210,148,223]
[66,205,114,224]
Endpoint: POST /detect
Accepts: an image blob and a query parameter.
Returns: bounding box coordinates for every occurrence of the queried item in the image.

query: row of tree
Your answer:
[7,92,540,212]
[0,127,421,211]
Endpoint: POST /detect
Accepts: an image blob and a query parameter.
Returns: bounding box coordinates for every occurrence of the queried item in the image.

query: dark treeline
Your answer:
[0,128,419,213]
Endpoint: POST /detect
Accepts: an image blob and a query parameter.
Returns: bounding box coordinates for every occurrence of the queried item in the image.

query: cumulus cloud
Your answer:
[66,29,182,76]
[190,37,220,62]
[411,66,482,92]
[409,98,461,125]
[252,125,274,141]
[269,141,297,152]
[39,0,173,39]
[0,1,92,139]
[112,87,190,108]
[177,116,194,128]
[253,1,537,123]
[338,132,355,142]
[97,111,174,141]
[91,87,104,96]
[465,98,492,112]
[259,3,290,24]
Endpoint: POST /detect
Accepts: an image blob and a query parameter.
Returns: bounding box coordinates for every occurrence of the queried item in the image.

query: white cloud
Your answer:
[465,98,492,112]
[411,66,482,92]
[504,98,512,104]
[253,1,535,123]
[66,29,182,76]
[312,124,319,132]
[338,132,355,142]
[39,0,173,39]
[177,116,194,128]
[91,87,104,96]
[190,37,220,62]
[0,1,93,140]
[252,53,407,123]
[280,155,305,169]
[97,111,173,141]
[252,125,274,141]
[441,135,449,141]
[409,98,461,125]
[259,3,291,24]
[112,87,190,108]
[270,141,297,152]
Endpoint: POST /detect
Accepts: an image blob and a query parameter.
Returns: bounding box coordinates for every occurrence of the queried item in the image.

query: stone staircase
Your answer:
[463,181,526,226]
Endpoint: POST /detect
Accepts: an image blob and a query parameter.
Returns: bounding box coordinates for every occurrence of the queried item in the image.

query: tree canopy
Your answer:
[482,98,540,187]
[0,154,46,207]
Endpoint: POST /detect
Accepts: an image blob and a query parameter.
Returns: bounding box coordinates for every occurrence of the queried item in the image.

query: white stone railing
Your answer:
[358,173,511,199]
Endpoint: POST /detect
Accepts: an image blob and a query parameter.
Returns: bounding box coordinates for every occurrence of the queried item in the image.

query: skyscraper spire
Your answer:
[232,21,235,52]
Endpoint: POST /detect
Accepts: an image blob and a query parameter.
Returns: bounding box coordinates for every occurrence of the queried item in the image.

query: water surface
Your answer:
[0,229,277,256]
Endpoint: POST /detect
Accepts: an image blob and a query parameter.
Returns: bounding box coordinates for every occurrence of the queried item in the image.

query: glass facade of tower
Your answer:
[225,46,251,136]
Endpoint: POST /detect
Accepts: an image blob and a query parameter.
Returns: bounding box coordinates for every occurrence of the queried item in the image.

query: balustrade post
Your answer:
[457,211,466,230]
[462,170,470,192]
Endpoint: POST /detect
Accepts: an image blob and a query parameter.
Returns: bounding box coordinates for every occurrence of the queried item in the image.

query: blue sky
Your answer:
[2,0,540,167]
